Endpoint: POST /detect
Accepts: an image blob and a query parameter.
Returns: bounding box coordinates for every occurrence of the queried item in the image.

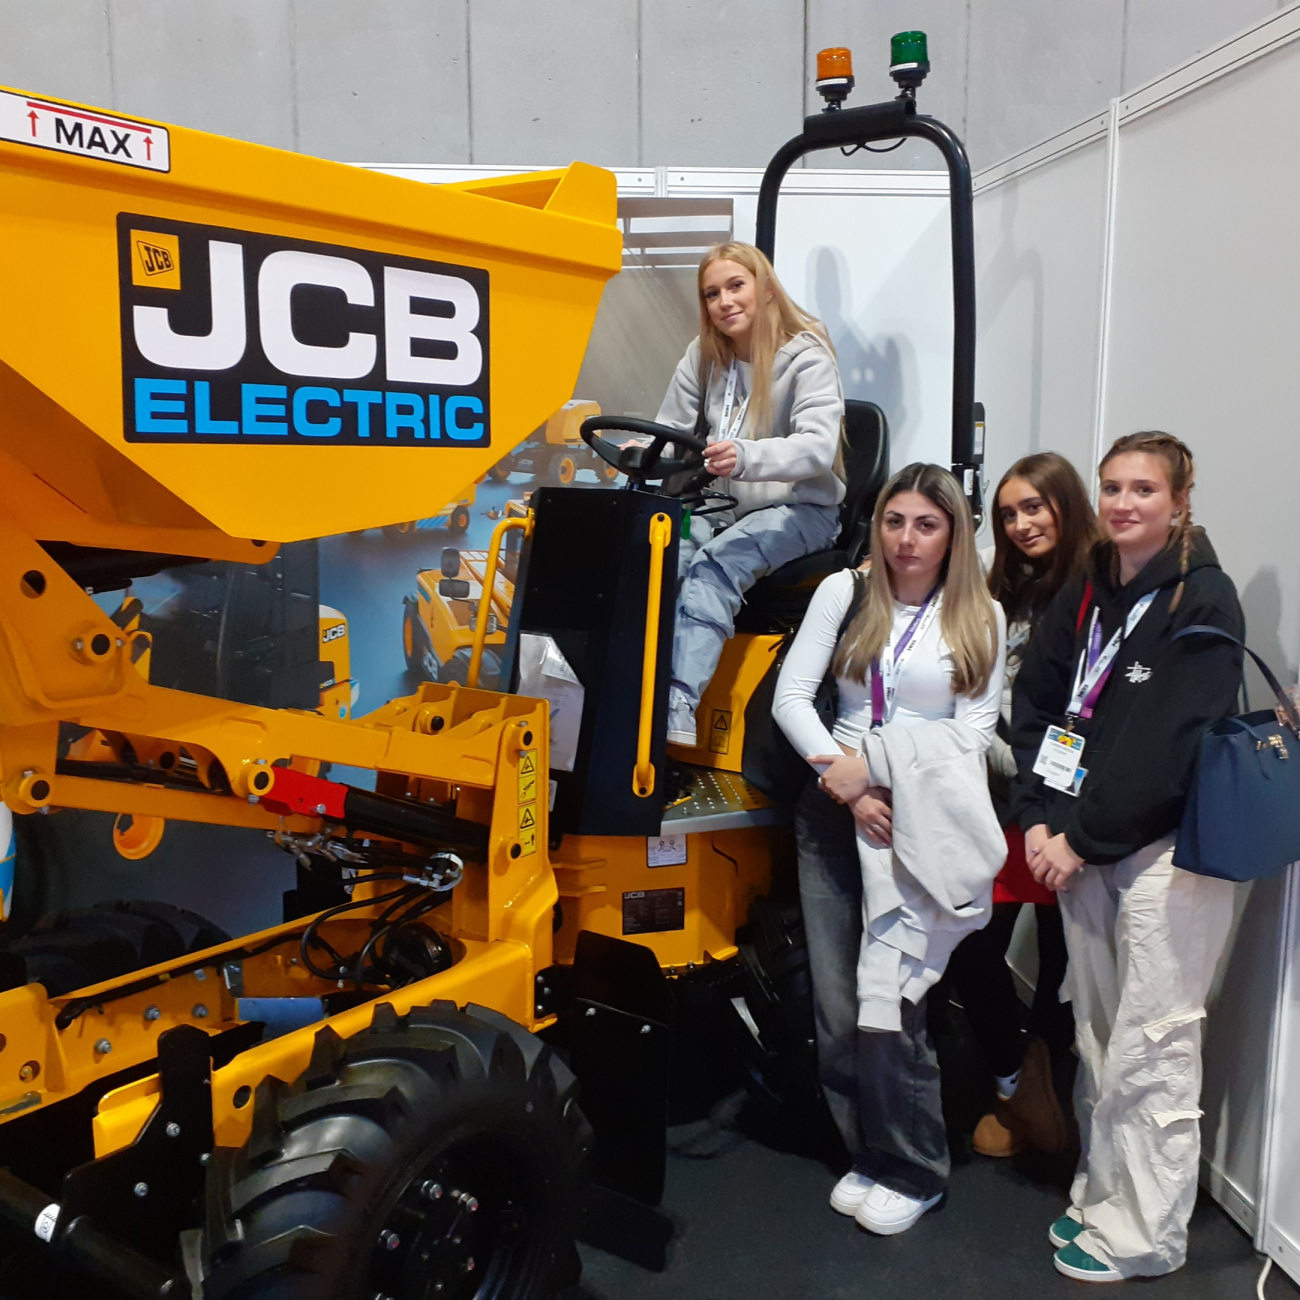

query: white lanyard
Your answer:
[1067,590,1158,720]
[873,590,943,726]
[719,361,750,442]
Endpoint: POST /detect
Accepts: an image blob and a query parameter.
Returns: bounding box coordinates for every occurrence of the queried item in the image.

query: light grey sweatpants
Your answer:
[671,502,839,712]
[1060,838,1236,1277]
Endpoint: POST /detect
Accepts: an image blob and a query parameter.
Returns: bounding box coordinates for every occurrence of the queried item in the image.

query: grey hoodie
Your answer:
[655,331,846,517]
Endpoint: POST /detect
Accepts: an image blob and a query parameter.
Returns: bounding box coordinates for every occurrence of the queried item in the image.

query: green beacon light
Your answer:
[889,30,930,97]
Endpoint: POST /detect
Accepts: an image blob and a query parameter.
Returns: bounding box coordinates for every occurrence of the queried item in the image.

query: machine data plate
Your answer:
[623,887,686,935]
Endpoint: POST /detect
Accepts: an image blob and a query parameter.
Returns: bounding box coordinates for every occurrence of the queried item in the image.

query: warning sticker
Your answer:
[518,803,537,855]
[623,887,686,935]
[647,834,688,867]
[0,89,171,172]
[518,750,538,805]
[709,709,732,755]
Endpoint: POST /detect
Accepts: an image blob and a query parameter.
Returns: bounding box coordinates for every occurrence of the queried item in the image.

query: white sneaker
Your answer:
[666,701,697,747]
[829,1171,876,1216]
[854,1183,944,1236]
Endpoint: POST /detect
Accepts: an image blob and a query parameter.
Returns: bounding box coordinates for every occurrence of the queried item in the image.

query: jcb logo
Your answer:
[138,242,173,275]
[118,213,490,447]
[321,624,347,644]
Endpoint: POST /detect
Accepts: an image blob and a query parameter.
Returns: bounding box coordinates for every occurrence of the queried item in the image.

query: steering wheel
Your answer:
[580,416,707,484]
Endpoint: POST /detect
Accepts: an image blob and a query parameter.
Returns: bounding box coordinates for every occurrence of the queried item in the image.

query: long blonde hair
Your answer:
[697,242,829,438]
[833,463,1000,697]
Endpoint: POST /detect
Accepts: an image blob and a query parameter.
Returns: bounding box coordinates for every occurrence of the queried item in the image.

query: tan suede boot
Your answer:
[1004,1037,1069,1153]
[972,1104,1022,1157]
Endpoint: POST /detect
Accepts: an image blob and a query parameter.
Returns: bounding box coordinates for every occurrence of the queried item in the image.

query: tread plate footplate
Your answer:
[660,766,791,835]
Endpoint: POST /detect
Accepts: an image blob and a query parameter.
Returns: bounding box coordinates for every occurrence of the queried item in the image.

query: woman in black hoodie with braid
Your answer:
[1011,432,1244,1285]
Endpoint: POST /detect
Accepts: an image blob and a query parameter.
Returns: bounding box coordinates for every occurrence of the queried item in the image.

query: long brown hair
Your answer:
[988,452,1098,625]
[696,242,829,439]
[833,463,1000,697]
[1099,430,1197,609]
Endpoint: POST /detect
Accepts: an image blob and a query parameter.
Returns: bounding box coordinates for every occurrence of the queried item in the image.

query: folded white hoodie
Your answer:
[854,718,1007,1031]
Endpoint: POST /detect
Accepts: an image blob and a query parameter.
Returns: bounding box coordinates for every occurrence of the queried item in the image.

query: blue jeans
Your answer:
[796,782,950,1200]
[671,502,839,711]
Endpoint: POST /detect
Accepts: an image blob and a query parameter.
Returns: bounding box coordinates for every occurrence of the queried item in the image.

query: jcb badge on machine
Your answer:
[118,214,490,447]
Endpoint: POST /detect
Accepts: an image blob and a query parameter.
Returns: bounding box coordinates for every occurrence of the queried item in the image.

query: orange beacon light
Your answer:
[815,47,854,109]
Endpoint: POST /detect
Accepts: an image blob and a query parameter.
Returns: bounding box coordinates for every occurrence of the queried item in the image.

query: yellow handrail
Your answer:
[466,512,534,689]
[633,512,674,798]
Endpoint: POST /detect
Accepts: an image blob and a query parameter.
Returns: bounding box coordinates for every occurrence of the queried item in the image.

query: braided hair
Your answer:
[1099,431,1196,610]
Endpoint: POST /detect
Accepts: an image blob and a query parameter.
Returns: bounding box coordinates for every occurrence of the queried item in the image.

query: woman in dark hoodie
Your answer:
[1011,432,1243,1284]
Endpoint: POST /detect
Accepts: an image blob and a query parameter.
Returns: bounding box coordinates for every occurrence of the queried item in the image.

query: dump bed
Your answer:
[0,86,621,556]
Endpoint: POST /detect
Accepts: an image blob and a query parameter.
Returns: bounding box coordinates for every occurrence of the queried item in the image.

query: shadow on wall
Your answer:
[977,181,1046,456]
[808,244,909,455]
[1238,565,1297,700]
[1201,869,1283,1219]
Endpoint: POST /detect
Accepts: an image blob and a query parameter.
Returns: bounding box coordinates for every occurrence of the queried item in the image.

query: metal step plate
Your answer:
[660,766,791,835]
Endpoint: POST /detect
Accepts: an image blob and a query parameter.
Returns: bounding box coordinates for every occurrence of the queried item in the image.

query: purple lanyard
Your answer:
[870,587,940,728]
[1078,613,1108,720]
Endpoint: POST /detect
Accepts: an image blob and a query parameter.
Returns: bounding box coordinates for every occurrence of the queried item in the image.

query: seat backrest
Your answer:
[836,400,889,565]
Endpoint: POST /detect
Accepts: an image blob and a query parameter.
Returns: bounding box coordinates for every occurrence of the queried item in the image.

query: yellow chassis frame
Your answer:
[0,502,560,1155]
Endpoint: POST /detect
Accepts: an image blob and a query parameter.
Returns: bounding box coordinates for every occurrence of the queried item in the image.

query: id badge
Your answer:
[1033,725,1087,794]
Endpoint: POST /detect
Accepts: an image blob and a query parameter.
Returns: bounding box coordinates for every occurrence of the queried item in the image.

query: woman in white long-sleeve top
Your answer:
[773,462,1007,1237]
[654,241,845,747]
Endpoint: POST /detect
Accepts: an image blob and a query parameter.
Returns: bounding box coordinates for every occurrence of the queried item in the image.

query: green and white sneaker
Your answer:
[1054,1242,1123,1282]
[1049,1212,1084,1249]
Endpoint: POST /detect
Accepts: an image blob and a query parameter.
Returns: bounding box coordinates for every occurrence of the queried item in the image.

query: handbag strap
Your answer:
[1173,624,1300,735]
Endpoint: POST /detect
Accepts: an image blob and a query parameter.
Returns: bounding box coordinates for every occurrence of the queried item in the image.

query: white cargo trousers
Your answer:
[1060,837,1236,1277]
[670,502,839,713]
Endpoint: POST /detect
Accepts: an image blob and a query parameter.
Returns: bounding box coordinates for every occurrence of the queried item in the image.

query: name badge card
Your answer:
[1033,725,1088,795]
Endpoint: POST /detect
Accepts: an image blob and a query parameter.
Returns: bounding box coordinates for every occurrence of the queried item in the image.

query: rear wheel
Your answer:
[450,506,471,533]
[203,1002,588,1300]
[3,899,230,997]
[550,452,577,486]
[402,601,440,683]
[439,647,501,692]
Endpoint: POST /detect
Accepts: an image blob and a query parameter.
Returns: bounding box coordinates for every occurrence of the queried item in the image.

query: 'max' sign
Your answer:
[118,214,490,447]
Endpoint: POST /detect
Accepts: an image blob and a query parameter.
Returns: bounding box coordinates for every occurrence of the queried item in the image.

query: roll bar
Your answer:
[753,88,981,517]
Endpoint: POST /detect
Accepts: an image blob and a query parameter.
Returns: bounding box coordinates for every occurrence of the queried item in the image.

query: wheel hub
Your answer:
[367,1144,530,1300]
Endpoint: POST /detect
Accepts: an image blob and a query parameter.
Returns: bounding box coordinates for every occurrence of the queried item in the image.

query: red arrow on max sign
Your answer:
[0,89,170,172]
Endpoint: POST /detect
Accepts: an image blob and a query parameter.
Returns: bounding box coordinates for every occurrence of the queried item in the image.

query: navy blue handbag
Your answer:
[1172,625,1300,881]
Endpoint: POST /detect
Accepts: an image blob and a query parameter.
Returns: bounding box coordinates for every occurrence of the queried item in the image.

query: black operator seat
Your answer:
[733,398,889,633]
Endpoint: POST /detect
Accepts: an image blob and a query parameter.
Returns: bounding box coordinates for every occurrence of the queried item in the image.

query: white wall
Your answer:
[971,6,1300,1249]
[0,0,1292,173]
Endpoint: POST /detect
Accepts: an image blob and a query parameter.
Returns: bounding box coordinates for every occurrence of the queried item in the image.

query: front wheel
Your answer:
[203,1003,588,1300]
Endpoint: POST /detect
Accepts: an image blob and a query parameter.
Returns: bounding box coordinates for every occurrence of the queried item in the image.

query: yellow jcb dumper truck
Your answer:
[0,36,975,1300]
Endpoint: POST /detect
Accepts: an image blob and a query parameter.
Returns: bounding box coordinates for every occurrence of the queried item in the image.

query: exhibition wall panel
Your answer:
[1101,23,1300,1270]
[971,122,1111,501]
[971,5,1300,1269]
[374,164,958,469]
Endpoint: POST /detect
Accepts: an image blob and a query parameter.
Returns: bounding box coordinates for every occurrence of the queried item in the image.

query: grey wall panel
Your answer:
[1101,38,1300,1227]
[108,0,295,148]
[973,141,1109,502]
[294,0,469,163]
[468,0,637,166]
[805,0,969,171]
[0,1,113,105]
[641,0,804,167]
[966,1,1124,171]
[1121,0,1280,91]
